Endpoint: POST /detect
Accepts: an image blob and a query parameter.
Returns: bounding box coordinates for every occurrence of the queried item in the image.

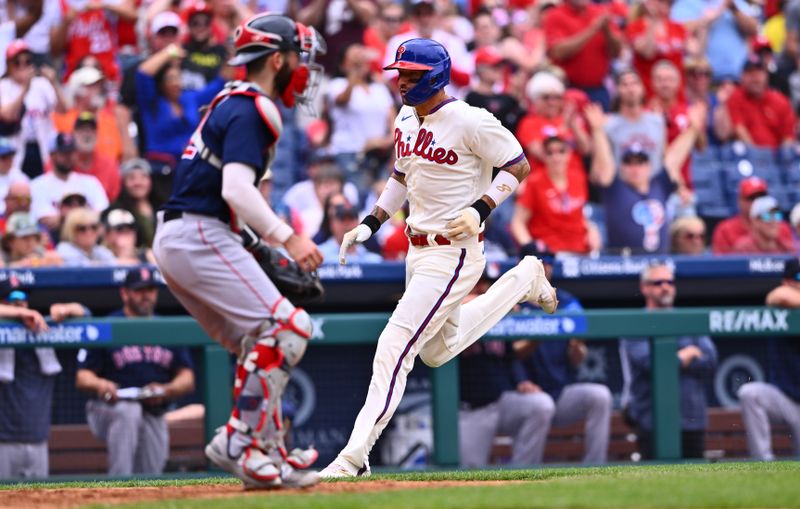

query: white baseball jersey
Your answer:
[393,98,524,235]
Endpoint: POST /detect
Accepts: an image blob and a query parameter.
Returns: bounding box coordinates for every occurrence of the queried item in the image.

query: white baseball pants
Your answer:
[335,243,542,471]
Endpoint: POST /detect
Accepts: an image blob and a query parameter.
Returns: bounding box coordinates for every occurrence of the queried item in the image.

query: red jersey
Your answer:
[543,3,619,88]
[712,215,795,254]
[60,2,120,81]
[726,87,796,148]
[625,18,686,97]
[653,101,693,187]
[517,165,589,254]
[516,113,586,174]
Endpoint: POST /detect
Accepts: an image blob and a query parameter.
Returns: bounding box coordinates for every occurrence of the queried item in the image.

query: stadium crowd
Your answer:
[0,0,799,479]
[0,0,794,266]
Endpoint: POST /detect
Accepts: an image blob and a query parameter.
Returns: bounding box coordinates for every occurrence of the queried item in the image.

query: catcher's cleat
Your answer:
[275,462,321,489]
[522,256,559,314]
[205,430,282,489]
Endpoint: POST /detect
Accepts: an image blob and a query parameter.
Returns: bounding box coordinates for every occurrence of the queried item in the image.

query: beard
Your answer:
[275,60,293,97]
[54,163,71,175]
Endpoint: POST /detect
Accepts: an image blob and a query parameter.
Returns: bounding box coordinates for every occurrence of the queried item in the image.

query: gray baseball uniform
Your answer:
[738,381,800,460]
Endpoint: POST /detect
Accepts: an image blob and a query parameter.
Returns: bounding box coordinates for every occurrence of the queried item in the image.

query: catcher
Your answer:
[153,13,326,489]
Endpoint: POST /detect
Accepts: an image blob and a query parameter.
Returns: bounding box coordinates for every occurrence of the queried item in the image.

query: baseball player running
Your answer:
[152,13,326,489]
[320,38,558,478]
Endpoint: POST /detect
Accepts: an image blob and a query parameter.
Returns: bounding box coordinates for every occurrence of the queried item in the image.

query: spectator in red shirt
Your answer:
[649,60,706,187]
[712,177,795,253]
[542,0,623,110]
[516,71,591,168]
[72,112,120,202]
[625,0,688,98]
[726,54,796,149]
[510,133,592,254]
[729,196,796,254]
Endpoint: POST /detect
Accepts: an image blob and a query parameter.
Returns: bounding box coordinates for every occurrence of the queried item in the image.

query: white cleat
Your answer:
[523,256,559,314]
[319,460,370,479]
[205,431,282,489]
[279,463,321,489]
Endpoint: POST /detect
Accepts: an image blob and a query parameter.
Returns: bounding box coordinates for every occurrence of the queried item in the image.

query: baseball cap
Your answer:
[332,203,358,220]
[749,195,780,219]
[68,66,104,89]
[742,53,766,72]
[621,143,650,164]
[183,0,213,20]
[151,11,182,34]
[739,176,768,199]
[105,208,136,229]
[541,124,569,144]
[51,133,76,153]
[474,47,503,67]
[0,137,17,156]
[5,39,30,62]
[120,158,152,176]
[124,267,159,289]
[0,274,23,301]
[784,258,800,281]
[752,35,772,54]
[5,212,40,238]
[60,188,87,206]
[74,111,97,130]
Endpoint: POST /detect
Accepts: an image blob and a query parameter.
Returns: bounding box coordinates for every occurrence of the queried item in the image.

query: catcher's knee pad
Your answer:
[270,297,313,367]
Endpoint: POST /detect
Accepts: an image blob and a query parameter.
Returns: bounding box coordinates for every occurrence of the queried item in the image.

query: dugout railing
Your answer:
[5,307,799,467]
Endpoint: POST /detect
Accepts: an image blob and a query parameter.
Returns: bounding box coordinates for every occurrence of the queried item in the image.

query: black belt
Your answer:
[163,210,184,222]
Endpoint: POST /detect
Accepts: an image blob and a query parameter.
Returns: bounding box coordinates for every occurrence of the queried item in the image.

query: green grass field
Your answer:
[4,462,800,509]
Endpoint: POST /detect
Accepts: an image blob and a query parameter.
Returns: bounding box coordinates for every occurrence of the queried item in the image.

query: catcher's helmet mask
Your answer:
[229,13,326,111]
[384,38,451,105]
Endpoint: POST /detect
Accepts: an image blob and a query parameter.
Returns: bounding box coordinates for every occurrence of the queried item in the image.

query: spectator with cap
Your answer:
[1,211,60,267]
[118,10,183,161]
[51,190,90,243]
[671,0,759,84]
[587,101,703,254]
[56,207,116,266]
[382,0,473,90]
[465,46,522,133]
[0,181,32,233]
[136,37,227,206]
[541,0,623,110]
[712,177,795,254]
[111,158,156,247]
[30,134,108,232]
[0,136,29,213]
[605,70,666,171]
[670,215,709,255]
[0,39,66,178]
[511,244,613,465]
[738,258,800,460]
[326,43,396,193]
[0,277,90,479]
[318,199,382,263]
[621,262,718,459]
[71,111,120,202]
[516,71,592,167]
[76,267,195,476]
[726,54,796,149]
[53,66,122,163]
[511,132,594,254]
[103,208,154,265]
[49,0,136,82]
[281,158,360,238]
[180,1,227,92]
[727,196,796,254]
[0,0,43,75]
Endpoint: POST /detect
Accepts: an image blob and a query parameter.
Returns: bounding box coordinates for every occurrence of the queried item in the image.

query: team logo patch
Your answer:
[397,45,406,58]
[496,183,513,194]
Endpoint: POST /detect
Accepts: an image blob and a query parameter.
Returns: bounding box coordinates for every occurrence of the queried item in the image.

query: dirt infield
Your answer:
[1,480,523,509]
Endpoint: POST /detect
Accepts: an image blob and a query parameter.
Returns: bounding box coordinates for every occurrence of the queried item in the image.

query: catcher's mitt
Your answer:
[250,243,325,303]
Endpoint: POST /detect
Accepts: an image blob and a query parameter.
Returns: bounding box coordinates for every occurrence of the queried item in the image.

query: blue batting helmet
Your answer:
[384,38,451,105]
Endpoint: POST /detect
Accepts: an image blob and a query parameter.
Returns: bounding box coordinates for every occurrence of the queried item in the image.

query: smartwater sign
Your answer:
[488,315,588,337]
[0,322,113,346]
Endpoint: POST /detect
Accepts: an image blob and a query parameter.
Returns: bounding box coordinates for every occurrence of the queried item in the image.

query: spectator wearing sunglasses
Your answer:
[181,1,228,92]
[56,207,116,266]
[0,181,32,233]
[669,215,707,255]
[620,262,718,460]
[727,196,796,254]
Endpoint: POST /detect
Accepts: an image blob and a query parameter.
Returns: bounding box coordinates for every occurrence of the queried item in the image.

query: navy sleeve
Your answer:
[622,338,651,373]
[684,336,718,376]
[76,348,107,374]
[171,347,194,372]
[221,101,277,178]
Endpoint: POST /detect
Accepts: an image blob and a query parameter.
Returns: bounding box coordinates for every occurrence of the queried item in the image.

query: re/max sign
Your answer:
[709,309,789,333]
